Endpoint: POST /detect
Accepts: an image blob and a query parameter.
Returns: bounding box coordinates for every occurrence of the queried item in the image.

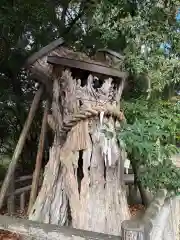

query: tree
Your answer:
[0,0,180,236]
[0,0,95,170]
[27,0,180,231]
[27,47,130,235]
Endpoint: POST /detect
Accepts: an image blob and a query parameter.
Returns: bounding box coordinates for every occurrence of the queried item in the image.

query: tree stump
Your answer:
[29,62,130,235]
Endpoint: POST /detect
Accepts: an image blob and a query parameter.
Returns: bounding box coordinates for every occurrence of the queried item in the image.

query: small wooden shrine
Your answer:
[0,38,130,236]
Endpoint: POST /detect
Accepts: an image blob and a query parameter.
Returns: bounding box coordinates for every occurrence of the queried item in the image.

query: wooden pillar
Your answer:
[28,100,49,214]
[0,86,43,209]
[121,220,144,240]
[20,192,26,211]
[7,174,15,215]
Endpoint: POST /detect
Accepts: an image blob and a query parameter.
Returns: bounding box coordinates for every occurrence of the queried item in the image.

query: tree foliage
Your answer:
[89,0,180,93]
[0,0,91,164]
[89,0,180,194]
[119,99,180,193]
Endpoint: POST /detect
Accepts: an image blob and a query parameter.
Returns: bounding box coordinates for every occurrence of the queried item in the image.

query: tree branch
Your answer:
[63,9,85,35]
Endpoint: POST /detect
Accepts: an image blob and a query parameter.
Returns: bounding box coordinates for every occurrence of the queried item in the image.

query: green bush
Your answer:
[117,99,180,194]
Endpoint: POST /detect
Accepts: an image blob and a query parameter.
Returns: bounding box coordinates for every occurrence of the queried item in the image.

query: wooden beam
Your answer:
[30,72,52,95]
[0,86,43,209]
[24,38,64,67]
[6,185,32,197]
[28,100,49,214]
[7,174,15,215]
[0,215,120,240]
[20,192,26,211]
[96,49,125,60]
[47,56,128,79]
[15,175,32,183]
[124,174,134,184]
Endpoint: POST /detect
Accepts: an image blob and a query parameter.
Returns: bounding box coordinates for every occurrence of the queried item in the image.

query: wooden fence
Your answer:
[1,172,133,217]
[6,175,32,214]
[0,174,39,215]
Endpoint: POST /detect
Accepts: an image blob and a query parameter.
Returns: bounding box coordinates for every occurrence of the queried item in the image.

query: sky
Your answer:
[159,10,180,54]
[176,11,180,21]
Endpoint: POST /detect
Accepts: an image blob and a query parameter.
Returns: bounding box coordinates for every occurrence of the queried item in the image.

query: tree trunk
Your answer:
[29,69,130,235]
[131,161,153,207]
[29,145,68,225]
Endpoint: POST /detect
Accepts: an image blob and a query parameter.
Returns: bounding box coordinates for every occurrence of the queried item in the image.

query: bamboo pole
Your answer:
[0,86,43,209]
[27,100,49,214]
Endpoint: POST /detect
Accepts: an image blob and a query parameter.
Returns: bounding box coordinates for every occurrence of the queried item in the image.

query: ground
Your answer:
[0,204,145,239]
[0,230,21,240]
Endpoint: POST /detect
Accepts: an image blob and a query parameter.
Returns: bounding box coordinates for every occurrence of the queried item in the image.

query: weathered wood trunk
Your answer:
[29,68,130,235]
[163,198,180,240]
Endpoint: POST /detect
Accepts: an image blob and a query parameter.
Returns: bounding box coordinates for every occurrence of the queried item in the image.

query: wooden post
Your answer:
[7,174,15,215]
[20,192,26,211]
[27,100,49,214]
[0,86,43,209]
[121,220,144,240]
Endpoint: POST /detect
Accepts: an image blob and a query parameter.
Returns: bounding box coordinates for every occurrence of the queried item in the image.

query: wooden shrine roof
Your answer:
[47,56,127,79]
[24,38,127,90]
[24,38,64,67]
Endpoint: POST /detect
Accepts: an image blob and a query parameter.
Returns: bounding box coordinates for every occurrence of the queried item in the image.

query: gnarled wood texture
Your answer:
[29,66,130,235]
